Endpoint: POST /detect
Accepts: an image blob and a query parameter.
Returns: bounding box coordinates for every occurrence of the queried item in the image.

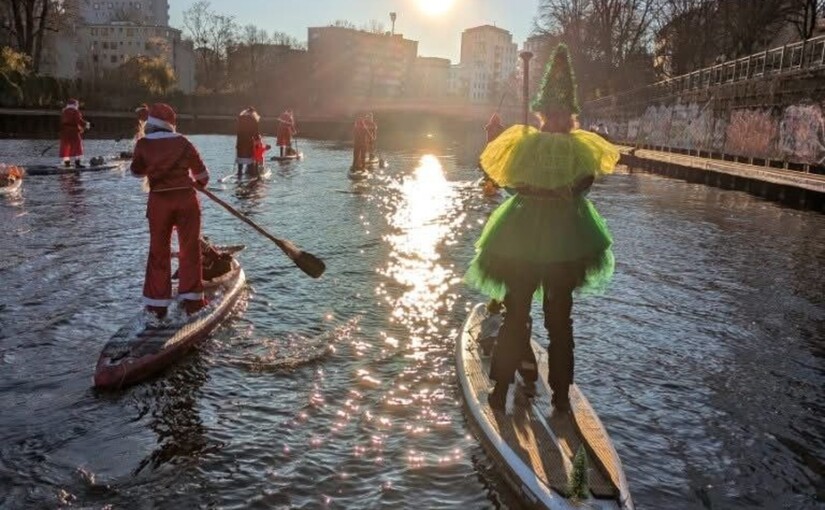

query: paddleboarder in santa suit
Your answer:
[465,44,619,413]
[352,114,369,170]
[130,103,211,320]
[236,106,260,173]
[363,112,378,162]
[276,109,297,157]
[59,99,90,168]
[484,112,505,143]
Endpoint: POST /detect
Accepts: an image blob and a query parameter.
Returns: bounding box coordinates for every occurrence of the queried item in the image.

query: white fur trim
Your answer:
[144,297,171,307]
[146,115,175,131]
[192,170,209,181]
[144,131,181,140]
[179,292,203,301]
[240,110,261,121]
[63,104,78,111]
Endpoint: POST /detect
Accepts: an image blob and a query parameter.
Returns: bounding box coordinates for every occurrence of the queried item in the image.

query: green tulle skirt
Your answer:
[465,193,614,301]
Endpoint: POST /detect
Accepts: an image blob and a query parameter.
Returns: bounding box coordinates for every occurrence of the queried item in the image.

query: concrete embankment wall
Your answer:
[583,72,825,173]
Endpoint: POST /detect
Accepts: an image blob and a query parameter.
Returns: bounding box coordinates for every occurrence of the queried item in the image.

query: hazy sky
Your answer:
[168,0,540,63]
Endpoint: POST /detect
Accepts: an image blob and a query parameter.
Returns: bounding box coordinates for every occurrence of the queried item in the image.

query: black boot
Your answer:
[74,159,85,169]
[63,160,71,168]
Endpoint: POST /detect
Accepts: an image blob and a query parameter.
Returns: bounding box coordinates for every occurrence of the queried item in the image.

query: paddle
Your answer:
[196,186,326,278]
[39,142,57,156]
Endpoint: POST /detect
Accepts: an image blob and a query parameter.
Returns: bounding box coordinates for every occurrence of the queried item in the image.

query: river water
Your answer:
[0,136,822,509]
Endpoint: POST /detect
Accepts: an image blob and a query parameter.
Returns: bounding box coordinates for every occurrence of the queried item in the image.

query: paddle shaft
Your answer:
[197,186,298,259]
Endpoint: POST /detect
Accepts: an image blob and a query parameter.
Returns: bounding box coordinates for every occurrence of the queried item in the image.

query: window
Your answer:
[110,55,117,63]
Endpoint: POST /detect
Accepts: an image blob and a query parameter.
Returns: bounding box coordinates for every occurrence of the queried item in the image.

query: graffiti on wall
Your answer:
[779,104,825,164]
[724,109,777,159]
[589,100,825,165]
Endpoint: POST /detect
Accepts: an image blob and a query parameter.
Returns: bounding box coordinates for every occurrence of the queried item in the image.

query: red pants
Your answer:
[353,143,367,168]
[59,134,83,158]
[143,189,203,307]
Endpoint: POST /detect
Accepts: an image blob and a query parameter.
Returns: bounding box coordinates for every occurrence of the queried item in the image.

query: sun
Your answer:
[417,0,455,16]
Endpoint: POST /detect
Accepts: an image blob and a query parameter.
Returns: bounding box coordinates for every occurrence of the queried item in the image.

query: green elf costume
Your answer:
[465,44,618,412]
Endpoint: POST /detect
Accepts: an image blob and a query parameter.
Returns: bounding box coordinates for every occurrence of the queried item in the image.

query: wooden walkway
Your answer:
[618,146,825,194]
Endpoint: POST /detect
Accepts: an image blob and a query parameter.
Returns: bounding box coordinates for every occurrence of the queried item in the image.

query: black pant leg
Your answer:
[490,273,540,385]
[542,263,580,403]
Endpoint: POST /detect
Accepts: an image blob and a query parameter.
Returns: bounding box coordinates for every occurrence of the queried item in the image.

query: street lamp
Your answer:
[390,12,397,36]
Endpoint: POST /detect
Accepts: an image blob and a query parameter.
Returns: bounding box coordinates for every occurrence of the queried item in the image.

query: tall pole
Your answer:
[390,12,397,36]
[519,51,534,126]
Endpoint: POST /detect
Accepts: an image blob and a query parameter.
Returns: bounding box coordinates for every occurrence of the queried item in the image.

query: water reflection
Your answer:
[380,155,462,337]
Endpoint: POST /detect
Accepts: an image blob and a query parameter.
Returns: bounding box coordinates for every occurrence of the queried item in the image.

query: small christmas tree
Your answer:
[567,445,590,501]
[532,44,580,115]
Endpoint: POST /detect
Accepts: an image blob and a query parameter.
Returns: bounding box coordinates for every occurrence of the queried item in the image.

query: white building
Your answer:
[458,25,518,104]
[41,0,195,92]
[78,0,169,26]
[76,22,195,92]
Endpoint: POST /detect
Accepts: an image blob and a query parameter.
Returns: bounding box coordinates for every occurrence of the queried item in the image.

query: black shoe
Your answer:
[488,384,508,410]
[63,160,72,168]
[74,161,86,169]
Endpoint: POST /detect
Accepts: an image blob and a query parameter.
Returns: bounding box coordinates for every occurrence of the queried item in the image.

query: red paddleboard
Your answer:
[94,259,246,390]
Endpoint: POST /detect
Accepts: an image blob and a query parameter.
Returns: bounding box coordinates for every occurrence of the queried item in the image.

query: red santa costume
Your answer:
[363,113,378,159]
[135,103,149,140]
[59,99,89,167]
[484,112,505,143]
[130,103,210,318]
[352,116,369,170]
[236,107,260,170]
[276,110,296,156]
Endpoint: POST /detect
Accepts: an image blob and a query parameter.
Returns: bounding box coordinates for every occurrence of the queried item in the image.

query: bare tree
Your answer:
[0,0,63,72]
[786,0,822,40]
[330,19,357,30]
[182,0,238,92]
[534,0,660,97]
[272,31,304,49]
[654,0,718,77]
[715,0,787,57]
[362,19,387,34]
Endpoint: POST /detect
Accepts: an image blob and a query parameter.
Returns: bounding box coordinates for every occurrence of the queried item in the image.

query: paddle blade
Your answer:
[295,251,326,278]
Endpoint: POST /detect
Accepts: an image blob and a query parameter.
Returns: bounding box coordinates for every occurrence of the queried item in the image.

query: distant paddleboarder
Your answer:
[236,107,261,173]
[484,112,505,143]
[276,109,297,157]
[352,114,369,171]
[364,112,378,162]
[465,44,619,413]
[59,99,90,168]
[130,103,211,320]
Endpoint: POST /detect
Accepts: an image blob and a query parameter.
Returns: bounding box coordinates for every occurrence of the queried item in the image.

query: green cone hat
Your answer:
[532,44,580,115]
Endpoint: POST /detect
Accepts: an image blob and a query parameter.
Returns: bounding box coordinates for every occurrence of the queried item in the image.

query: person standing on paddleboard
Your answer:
[352,114,369,171]
[236,107,260,173]
[130,103,211,320]
[466,44,618,413]
[59,99,90,168]
[364,112,378,162]
[276,109,297,157]
[135,103,149,140]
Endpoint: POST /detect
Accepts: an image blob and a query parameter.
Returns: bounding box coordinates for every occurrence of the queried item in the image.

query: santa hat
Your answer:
[146,103,176,131]
[532,44,580,115]
[65,98,79,109]
[241,107,260,121]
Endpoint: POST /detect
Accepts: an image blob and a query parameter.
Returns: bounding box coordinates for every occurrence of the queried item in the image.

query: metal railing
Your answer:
[587,34,825,109]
